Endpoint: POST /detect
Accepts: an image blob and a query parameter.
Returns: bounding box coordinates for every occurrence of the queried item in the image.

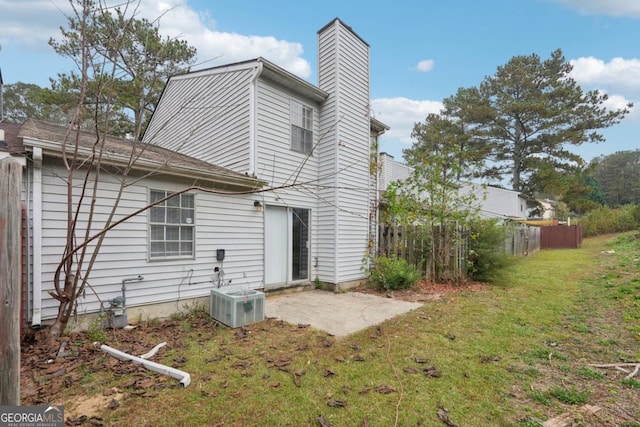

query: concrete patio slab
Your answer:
[265,289,423,337]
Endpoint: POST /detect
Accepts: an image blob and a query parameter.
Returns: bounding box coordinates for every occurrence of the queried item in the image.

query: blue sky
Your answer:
[1,0,638,164]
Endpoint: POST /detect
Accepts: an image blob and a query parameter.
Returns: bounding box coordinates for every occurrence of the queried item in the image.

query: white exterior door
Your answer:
[264,206,310,288]
[265,206,288,285]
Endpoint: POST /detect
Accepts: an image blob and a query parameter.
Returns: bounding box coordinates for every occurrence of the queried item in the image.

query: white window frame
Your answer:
[290,99,313,154]
[148,190,195,260]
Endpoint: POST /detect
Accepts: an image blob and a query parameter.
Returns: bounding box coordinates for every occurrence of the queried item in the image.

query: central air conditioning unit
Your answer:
[210,288,265,328]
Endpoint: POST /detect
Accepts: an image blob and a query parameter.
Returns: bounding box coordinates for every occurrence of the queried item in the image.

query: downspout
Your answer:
[99,344,191,387]
[373,136,379,270]
[31,147,43,326]
[248,62,264,177]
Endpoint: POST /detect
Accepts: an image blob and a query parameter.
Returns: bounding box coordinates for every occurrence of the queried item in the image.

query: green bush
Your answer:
[467,219,512,282]
[368,256,419,291]
[580,205,640,237]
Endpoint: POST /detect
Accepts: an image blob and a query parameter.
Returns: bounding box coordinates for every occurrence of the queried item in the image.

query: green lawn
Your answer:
[30,233,640,426]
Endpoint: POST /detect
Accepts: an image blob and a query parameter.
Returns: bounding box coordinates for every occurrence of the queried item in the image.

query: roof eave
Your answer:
[23,137,265,192]
[259,58,329,103]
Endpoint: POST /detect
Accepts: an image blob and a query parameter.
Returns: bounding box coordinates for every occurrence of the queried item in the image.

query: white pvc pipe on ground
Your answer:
[99,343,191,387]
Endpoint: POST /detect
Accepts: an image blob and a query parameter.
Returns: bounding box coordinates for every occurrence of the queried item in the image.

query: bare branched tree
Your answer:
[47,0,198,339]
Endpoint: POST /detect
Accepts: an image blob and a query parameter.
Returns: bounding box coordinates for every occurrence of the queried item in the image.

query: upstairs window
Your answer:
[290,100,313,154]
[149,190,195,259]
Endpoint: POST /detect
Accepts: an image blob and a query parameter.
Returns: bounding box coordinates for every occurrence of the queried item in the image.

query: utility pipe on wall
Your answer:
[31,147,43,326]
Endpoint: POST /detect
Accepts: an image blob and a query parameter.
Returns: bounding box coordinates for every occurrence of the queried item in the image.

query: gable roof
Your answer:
[170,57,329,103]
[19,120,264,191]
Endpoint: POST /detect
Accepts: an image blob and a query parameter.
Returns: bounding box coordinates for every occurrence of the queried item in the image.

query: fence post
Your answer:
[0,158,22,405]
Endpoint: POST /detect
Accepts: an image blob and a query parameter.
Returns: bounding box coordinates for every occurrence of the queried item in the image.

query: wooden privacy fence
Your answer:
[503,224,540,256]
[378,222,539,280]
[378,223,467,280]
[540,225,583,249]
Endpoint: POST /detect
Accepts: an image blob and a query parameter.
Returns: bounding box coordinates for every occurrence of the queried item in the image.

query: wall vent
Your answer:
[209,288,265,328]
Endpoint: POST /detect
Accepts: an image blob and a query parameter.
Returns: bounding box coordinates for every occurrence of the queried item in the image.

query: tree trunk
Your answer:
[0,158,22,405]
[48,276,76,340]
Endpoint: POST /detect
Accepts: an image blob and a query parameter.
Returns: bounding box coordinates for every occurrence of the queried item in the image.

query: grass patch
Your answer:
[23,234,640,426]
[576,367,605,380]
[528,389,552,405]
[549,386,588,405]
[621,378,640,389]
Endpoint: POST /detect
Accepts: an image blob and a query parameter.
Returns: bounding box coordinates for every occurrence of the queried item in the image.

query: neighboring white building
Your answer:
[378,152,529,221]
[537,199,557,220]
[7,18,389,328]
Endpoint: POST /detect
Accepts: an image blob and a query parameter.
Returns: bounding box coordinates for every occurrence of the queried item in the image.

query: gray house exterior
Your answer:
[145,18,388,291]
[7,18,388,328]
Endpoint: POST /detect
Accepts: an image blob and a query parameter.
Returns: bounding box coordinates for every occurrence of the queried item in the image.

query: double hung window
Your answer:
[149,190,195,259]
[290,100,313,154]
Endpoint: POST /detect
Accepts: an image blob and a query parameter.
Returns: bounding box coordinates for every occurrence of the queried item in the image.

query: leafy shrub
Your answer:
[368,256,419,291]
[579,205,640,237]
[467,219,512,282]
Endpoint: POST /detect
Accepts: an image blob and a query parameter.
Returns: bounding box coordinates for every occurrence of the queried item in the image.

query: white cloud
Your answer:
[570,57,640,96]
[135,1,311,77]
[415,59,434,72]
[569,56,640,122]
[550,0,640,18]
[371,97,443,145]
[0,0,70,51]
[0,0,311,78]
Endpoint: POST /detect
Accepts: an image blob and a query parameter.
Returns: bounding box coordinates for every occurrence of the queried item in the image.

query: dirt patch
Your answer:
[352,278,486,302]
[63,389,124,419]
[19,314,216,408]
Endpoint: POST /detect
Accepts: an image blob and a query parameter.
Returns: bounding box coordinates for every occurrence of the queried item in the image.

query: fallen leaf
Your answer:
[327,399,347,407]
[480,355,501,363]
[424,366,442,378]
[135,378,155,389]
[374,384,396,394]
[317,415,333,427]
[323,369,336,377]
[272,357,292,367]
[293,370,306,387]
[66,415,87,426]
[437,406,458,427]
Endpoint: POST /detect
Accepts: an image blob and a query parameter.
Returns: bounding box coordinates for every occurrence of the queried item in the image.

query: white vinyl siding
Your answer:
[254,79,319,284]
[37,162,264,321]
[317,20,371,284]
[149,190,195,259]
[143,66,255,173]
